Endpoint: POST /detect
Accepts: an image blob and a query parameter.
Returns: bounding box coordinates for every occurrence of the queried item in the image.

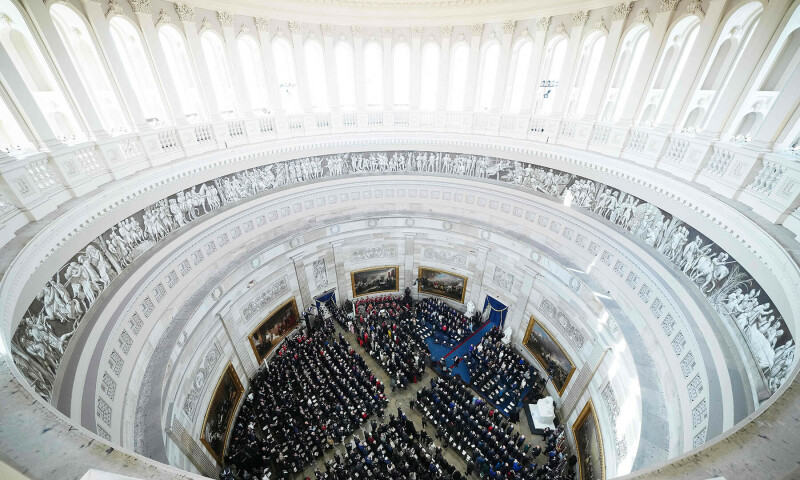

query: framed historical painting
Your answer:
[523,316,576,396]
[350,266,399,297]
[572,400,605,480]
[200,363,244,465]
[248,298,300,364]
[418,267,468,303]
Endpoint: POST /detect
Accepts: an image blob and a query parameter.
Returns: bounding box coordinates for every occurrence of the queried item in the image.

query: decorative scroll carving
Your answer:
[594,16,608,32]
[686,0,704,15]
[351,246,396,263]
[572,11,589,27]
[492,266,514,290]
[182,344,221,421]
[611,2,632,21]
[423,248,467,268]
[540,298,585,348]
[469,23,483,36]
[320,24,333,36]
[313,259,328,289]
[637,8,652,26]
[536,16,551,31]
[288,21,302,33]
[440,25,453,36]
[217,11,233,28]
[503,20,516,34]
[351,25,364,36]
[253,17,269,31]
[659,0,679,13]
[174,2,194,21]
[106,0,123,18]
[128,0,150,14]
[241,276,290,321]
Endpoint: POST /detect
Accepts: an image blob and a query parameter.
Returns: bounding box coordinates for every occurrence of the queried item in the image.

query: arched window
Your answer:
[0,96,31,152]
[419,42,439,111]
[601,25,649,121]
[536,36,569,115]
[760,28,800,91]
[237,35,269,112]
[364,41,383,108]
[158,25,204,119]
[50,4,128,133]
[567,31,606,118]
[638,17,700,125]
[476,42,500,111]
[304,40,328,110]
[447,41,469,111]
[200,31,237,113]
[393,42,411,108]
[505,40,532,114]
[271,36,300,113]
[108,17,168,125]
[334,41,356,109]
[0,1,81,141]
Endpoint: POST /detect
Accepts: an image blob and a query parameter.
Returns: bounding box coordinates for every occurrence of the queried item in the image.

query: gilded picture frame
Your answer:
[200,363,244,465]
[417,267,468,303]
[523,315,576,396]
[248,298,300,364]
[572,399,605,480]
[350,266,399,297]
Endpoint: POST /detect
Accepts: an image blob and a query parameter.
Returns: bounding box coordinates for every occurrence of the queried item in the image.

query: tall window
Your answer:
[393,42,411,108]
[334,42,356,109]
[0,96,31,152]
[271,36,300,113]
[638,17,699,125]
[505,40,533,114]
[476,42,500,111]
[237,35,269,112]
[50,4,128,133]
[447,41,469,111]
[108,17,168,124]
[600,25,649,121]
[200,31,236,113]
[419,42,440,111]
[364,41,383,107]
[567,31,606,118]
[158,25,204,119]
[0,0,81,141]
[536,36,568,115]
[304,40,328,110]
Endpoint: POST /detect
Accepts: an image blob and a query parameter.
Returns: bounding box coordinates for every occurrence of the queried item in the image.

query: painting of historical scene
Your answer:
[351,266,399,297]
[248,299,300,364]
[524,316,576,395]
[418,267,468,303]
[573,400,605,480]
[200,363,244,464]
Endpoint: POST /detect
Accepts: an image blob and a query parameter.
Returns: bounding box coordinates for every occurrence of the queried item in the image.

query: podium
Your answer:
[502,326,513,344]
[529,396,556,432]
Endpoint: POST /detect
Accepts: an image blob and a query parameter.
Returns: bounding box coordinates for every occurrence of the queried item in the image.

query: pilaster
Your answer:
[490,21,515,112]
[463,23,482,111]
[179,17,221,119]
[288,21,312,112]
[437,26,453,111]
[219,12,250,115]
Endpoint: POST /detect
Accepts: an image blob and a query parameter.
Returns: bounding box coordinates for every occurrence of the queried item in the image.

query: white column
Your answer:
[617,8,674,125]
[219,14,251,115]
[582,7,629,121]
[700,0,792,139]
[321,25,340,110]
[403,233,416,291]
[180,17,221,119]
[552,14,589,117]
[353,27,367,110]
[463,24,483,111]
[254,18,283,114]
[82,0,148,129]
[437,26,453,111]
[26,0,108,138]
[491,21,516,112]
[0,45,62,149]
[135,7,186,124]
[382,28,394,109]
[655,0,726,131]
[410,27,422,110]
[520,21,548,113]
[288,22,312,112]
[469,244,491,303]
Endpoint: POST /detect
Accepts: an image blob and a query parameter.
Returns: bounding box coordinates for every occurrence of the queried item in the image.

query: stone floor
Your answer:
[293,323,548,479]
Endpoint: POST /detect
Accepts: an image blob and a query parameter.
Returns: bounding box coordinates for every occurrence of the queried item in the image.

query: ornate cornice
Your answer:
[217,10,233,28]
[128,0,150,14]
[536,16,551,32]
[470,23,483,36]
[254,17,269,31]
[659,0,679,13]
[611,2,632,22]
[174,2,194,22]
[503,20,516,34]
[572,11,589,28]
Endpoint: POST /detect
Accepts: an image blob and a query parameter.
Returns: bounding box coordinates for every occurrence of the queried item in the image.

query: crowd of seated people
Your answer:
[359,315,430,390]
[417,297,479,348]
[226,320,388,479]
[308,408,463,480]
[466,327,543,416]
[415,375,574,479]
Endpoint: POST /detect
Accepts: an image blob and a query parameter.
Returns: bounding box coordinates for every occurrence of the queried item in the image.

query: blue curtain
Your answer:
[483,295,508,327]
[315,289,336,309]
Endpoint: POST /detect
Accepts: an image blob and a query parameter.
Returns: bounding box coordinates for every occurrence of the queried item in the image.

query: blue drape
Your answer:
[315,289,336,308]
[483,295,508,327]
